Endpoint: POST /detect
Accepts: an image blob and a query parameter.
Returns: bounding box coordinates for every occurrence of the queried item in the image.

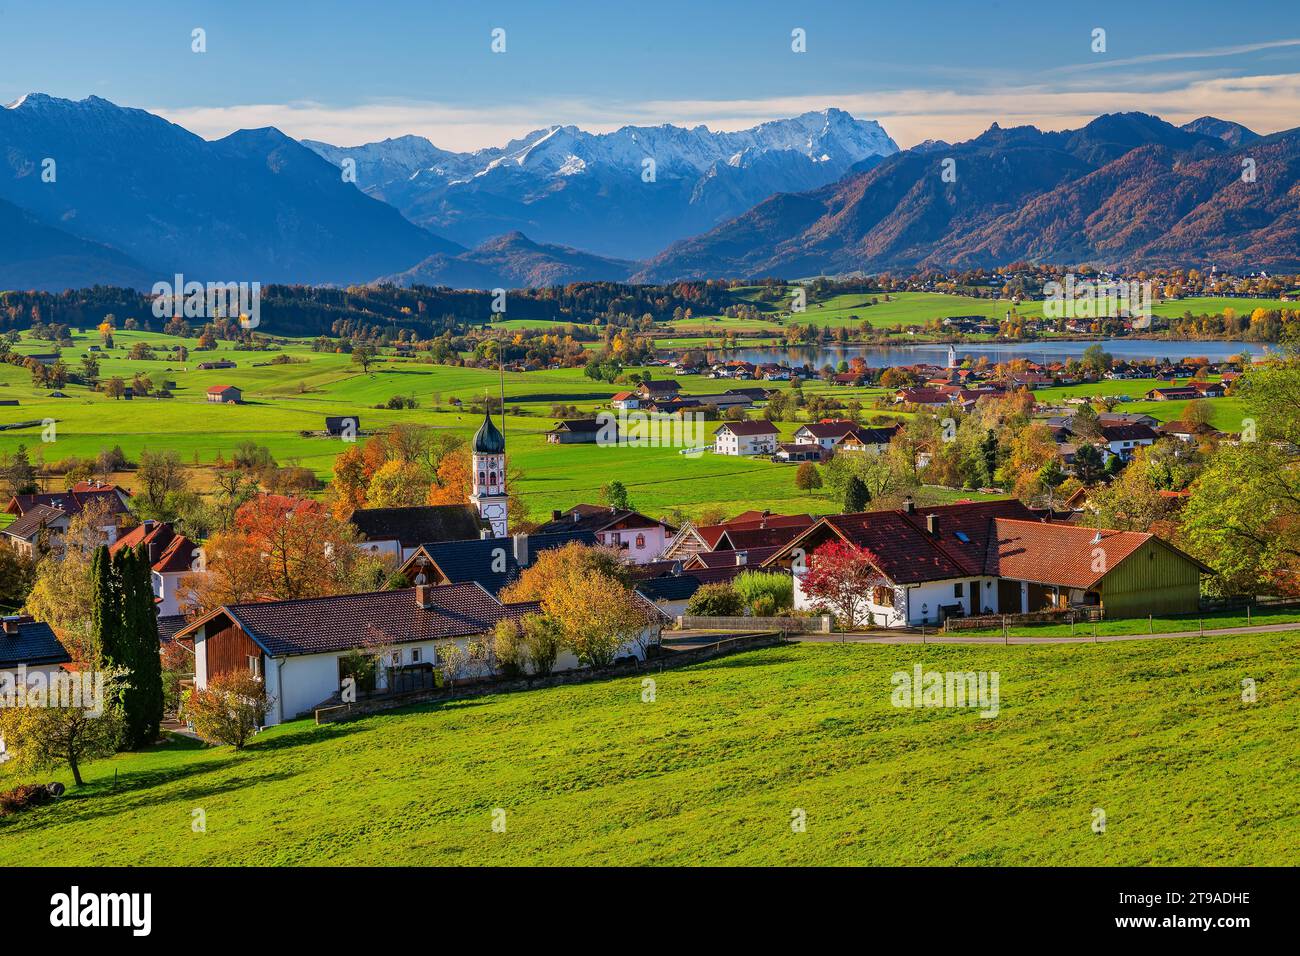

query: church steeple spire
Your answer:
[470,404,508,537]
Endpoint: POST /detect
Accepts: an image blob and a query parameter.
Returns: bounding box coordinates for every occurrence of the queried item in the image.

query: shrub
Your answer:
[685,583,745,617]
[794,462,822,490]
[733,570,793,614]
[186,671,272,750]
[0,783,57,816]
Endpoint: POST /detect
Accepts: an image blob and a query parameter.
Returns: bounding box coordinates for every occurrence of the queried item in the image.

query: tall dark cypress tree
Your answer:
[126,544,163,746]
[95,545,163,748]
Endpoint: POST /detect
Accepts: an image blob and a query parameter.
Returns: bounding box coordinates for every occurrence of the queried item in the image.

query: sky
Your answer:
[3,0,1300,150]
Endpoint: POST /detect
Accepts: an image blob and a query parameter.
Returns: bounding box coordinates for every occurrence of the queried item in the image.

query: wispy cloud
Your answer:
[1058,38,1300,72]
[153,72,1300,151]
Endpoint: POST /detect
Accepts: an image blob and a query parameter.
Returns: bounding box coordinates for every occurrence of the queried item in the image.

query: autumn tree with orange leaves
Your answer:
[181,495,390,614]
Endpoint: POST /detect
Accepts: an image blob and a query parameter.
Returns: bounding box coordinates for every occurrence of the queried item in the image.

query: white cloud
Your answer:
[153,72,1300,152]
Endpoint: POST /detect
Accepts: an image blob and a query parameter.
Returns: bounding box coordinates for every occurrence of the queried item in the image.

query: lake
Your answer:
[726,339,1275,369]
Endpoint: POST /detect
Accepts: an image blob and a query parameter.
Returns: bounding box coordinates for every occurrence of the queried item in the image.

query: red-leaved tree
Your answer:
[799,541,886,629]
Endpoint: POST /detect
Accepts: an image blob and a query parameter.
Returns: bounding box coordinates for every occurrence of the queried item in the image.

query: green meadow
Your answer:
[2,633,1294,865]
[667,288,1295,333]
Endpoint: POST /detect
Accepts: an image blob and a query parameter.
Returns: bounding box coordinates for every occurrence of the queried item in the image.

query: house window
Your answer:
[635,533,646,550]
[411,647,422,663]
[247,655,261,678]
[872,586,894,607]
[954,583,964,598]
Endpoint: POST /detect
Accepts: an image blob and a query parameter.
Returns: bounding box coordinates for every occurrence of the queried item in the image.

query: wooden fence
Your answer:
[944,607,1103,632]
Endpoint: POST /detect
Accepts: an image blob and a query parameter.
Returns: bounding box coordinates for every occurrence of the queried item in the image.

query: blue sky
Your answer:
[3,0,1299,148]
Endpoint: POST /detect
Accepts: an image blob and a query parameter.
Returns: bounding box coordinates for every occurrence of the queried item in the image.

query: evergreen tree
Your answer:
[94,545,163,749]
[843,476,870,513]
[978,429,1000,486]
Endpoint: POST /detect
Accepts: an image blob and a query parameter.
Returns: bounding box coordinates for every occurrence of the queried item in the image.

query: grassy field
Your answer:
[1,633,1295,865]
[960,606,1300,638]
[666,288,1295,333]
[0,315,1258,518]
[0,328,906,520]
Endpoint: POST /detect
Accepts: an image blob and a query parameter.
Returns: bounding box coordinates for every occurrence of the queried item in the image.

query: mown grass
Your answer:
[1,634,1295,866]
[958,606,1300,638]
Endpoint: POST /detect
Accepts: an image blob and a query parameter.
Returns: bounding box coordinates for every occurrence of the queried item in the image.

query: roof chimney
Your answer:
[512,533,529,567]
[926,514,938,537]
[735,550,748,566]
[903,497,916,514]
[147,541,161,565]
[414,584,434,610]
[572,511,580,523]
[671,560,682,576]
[2,616,22,635]
[480,529,493,540]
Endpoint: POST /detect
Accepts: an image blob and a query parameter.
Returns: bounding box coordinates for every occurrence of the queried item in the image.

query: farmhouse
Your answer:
[610,391,640,410]
[350,503,485,563]
[764,498,1211,627]
[1144,386,1200,401]
[662,511,813,561]
[839,424,902,455]
[109,519,201,615]
[793,420,860,450]
[178,582,665,726]
[196,360,237,370]
[535,505,675,563]
[206,384,242,404]
[637,380,681,401]
[546,418,614,444]
[1097,422,1158,462]
[1,504,71,558]
[713,420,778,456]
[397,529,598,595]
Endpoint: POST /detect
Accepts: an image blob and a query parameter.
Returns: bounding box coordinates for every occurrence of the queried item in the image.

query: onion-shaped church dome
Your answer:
[473,408,506,454]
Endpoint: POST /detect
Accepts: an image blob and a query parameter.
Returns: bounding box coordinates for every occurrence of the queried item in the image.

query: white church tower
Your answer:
[470,407,508,538]
[947,344,957,369]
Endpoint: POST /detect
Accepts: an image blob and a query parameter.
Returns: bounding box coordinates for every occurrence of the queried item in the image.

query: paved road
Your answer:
[788,621,1300,646]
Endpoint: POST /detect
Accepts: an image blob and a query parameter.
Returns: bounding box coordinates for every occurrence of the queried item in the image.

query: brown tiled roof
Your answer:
[110,520,199,574]
[684,546,781,569]
[4,504,68,540]
[177,584,538,658]
[985,519,1152,589]
[6,487,128,518]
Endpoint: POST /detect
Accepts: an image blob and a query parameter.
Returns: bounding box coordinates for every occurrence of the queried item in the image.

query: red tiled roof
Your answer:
[985,519,1151,589]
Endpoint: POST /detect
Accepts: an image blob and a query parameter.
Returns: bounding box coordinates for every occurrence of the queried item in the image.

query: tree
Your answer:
[103,376,126,399]
[1073,443,1107,485]
[366,459,429,508]
[799,541,884,629]
[352,344,378,374]
[93,545,163,749]
[1070,403,1102,439]
[1184,399,1213,426]
[843,475,870,513]
[185,671,272,750]
[519,614,562,676]
[499,542,643,667]
[24,499,118,659]
[794,462,822,490]
[137,448,188,516]
[0,667,127,786]
[600,480,631,511]
[0,538,35,608]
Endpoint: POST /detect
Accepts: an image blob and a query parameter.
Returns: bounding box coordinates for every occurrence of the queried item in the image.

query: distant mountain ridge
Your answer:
[379,231,637,289]
[635,112,1298,281]
[303,109,900,259]
[0,93,459,290]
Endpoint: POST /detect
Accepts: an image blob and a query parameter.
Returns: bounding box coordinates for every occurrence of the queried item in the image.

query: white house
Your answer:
[177,583,666,726]
[0,616,72,760]
[535,505,676,565]
[792,420,860,450]
[713,420,779,456]
[764,498,1211,628]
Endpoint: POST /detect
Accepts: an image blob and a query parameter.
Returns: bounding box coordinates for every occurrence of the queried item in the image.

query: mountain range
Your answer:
[304,109,899,260]
[635,112,1299,281]
[0,94,1295,293]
